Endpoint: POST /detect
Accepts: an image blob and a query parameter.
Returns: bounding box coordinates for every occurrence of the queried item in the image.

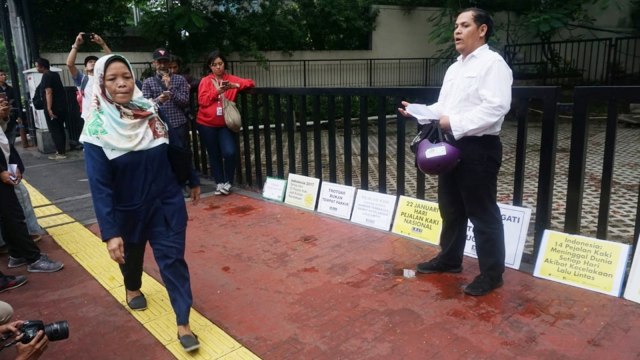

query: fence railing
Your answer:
[504,36,640,85]
[178,86,623,267]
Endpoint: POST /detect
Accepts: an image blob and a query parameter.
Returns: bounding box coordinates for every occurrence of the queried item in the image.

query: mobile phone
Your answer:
[162,91,171,97]
[82,32,93,41]
[221,80,229,87]
[0,93,7,101]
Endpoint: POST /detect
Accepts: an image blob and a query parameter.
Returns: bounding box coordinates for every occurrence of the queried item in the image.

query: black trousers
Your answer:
[437,135,505,281]
[45,111,67,154]
[0,183,41,263]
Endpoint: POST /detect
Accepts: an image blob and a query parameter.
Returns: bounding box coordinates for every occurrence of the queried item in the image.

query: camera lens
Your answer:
[44,321,69,342]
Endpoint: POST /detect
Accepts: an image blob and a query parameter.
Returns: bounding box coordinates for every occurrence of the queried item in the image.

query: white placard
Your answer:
[623,234,640,303]
[262,177,287,202]
[317,182,357,219]
[463,203,532,270]
[350,190,397,231]
[283,173,320,211]
[534,230,630,297]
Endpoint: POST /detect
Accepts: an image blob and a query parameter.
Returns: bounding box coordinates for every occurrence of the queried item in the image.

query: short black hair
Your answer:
[84,55,99,66]
[205,50,227,73]
[459,7,494,42]
[35,58,50,69]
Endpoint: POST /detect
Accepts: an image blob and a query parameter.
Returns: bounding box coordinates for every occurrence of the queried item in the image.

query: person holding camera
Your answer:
[66,32,111,150]
[0,320,48,360]
[196,50,255,195]
[81,54,200,352]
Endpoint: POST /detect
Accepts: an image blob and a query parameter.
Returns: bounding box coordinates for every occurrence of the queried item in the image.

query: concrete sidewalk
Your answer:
[3,188,640,359]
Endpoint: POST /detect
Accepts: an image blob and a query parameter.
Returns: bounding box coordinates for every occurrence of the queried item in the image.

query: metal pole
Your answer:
[0,0,26,132]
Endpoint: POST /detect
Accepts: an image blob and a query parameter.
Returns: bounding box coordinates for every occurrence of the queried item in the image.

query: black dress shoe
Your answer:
[126,293,147,311]
[463,274,504,296]
[178,333,200,352]
[416,257,463,274]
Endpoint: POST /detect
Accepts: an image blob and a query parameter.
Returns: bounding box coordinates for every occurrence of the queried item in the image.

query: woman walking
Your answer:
[81,54,201,352]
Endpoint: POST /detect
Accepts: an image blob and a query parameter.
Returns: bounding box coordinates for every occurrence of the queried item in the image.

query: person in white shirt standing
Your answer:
[399,7,512,296]
[66,32,111,149]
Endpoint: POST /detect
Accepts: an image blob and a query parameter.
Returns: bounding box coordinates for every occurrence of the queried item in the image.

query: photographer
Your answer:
[66,32,111,151]
[0,320,48,360]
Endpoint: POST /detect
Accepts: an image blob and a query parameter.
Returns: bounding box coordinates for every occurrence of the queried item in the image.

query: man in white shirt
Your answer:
[399,7,513,296]
[66,32,111,149]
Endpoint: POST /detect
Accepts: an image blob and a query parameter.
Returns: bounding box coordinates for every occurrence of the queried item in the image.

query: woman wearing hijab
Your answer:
[80,54,200,352]
[196,50,255,195]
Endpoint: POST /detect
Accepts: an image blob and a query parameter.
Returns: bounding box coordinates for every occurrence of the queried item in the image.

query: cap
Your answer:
[152,48,171,61]
[84,55,99,66]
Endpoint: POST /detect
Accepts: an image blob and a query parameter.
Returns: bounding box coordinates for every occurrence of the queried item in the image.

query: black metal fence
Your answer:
[504,37,640,85]
[186,86,639,266]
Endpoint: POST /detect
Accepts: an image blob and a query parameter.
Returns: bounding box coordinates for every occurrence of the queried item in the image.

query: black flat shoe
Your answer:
[178,333,200,352]
[126,293,147,311]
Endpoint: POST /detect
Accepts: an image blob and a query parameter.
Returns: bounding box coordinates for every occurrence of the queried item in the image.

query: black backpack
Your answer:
[32,82,44,110]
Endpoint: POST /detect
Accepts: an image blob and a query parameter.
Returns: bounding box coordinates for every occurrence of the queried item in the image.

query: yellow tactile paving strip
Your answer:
[27,181,260,360]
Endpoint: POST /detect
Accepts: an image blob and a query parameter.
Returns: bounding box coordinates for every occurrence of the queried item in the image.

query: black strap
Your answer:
[80,74,90,92]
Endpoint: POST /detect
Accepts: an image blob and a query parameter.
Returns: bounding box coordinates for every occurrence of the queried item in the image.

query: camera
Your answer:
[82,32,94,41]
[19,320,69,344]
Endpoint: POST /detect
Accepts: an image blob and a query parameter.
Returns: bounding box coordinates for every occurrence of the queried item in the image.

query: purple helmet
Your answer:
[416,140,460,175]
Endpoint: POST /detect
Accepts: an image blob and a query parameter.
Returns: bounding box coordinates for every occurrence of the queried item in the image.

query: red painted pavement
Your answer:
[2,191,640,359]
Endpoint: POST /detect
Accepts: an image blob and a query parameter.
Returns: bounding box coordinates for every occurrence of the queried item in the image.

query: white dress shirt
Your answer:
[415,44,513,140]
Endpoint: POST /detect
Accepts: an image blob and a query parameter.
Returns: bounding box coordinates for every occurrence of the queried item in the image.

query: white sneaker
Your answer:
[220,182,232,195]
[214,184,223,195]
[48,153,67,160]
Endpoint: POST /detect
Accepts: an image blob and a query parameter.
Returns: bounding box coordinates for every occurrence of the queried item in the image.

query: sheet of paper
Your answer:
[405,104,439,121]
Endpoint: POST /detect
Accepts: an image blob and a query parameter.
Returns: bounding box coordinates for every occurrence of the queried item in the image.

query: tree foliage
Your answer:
[30,0,131,52]
[133,0,378,64]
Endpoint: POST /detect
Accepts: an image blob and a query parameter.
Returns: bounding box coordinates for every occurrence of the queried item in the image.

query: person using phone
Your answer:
[141,48,199,197]
[196,50,255,195]
[66,32,111,151]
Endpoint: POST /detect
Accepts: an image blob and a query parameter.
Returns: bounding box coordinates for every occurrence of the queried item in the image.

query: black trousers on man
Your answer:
[0,182,41,263]
[436,135,505,281]
[45,111,67,155]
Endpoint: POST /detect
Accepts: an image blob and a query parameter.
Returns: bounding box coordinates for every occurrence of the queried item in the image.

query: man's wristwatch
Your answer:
[71,44,79,50]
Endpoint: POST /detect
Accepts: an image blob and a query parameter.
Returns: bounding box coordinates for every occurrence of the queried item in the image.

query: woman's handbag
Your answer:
[221,97,242,132]
[212,78,242,132]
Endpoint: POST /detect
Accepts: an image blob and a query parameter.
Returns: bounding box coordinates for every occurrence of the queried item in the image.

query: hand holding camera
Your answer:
[0,319,68,358]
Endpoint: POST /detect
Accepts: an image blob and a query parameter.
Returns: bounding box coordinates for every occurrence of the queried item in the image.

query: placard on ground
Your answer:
[284,174,320,211]
[316,182,357,220]
[463,203,532,270]
[350,190,397,231]
[534,230,630,297]
[262,177,287,202]
[623,234,640,303]
[391,196,441,245]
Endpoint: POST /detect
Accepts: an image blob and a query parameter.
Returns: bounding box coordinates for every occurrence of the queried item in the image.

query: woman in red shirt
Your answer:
[196,50,255,195]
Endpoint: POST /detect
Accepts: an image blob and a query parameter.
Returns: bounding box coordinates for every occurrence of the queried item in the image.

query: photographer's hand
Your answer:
[15,330,48,360]
[0,320,23,336]
[106,237,125,264]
